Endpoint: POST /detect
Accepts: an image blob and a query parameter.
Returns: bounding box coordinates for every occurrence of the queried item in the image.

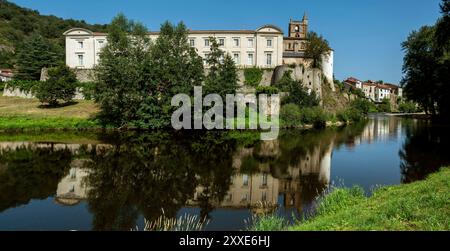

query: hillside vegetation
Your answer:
[0,0,107,68]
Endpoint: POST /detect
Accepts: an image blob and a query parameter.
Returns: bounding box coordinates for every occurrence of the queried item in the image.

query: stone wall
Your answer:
[41,68,96,83]
[3,86,86,100]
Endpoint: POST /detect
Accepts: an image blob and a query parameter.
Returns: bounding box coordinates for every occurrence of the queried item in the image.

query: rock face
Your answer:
[272,65,334,101]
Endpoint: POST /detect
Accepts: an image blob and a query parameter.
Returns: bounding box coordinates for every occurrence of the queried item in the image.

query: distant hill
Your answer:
[0,0,108,68]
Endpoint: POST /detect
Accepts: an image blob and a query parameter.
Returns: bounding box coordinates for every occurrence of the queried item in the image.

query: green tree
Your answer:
[402,1,450,119]
[304,31,332,69]
[278,71,320,107]
[94,14,151,127]
[378,98,392,113]
[35,64,78,106]
[401,26,439,116]
[204,37,239,99]
[0,50,14,68]
[95,15,204,128]
[15,33,59,80]
[138,21,204,128]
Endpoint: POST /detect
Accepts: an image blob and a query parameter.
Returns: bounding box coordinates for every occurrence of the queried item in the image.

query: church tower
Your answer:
[288,13,308,39]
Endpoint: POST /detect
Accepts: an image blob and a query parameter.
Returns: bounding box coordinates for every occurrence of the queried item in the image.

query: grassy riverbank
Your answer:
[251,168,450,231]
[0,95,359,131]
[0,95,100,130]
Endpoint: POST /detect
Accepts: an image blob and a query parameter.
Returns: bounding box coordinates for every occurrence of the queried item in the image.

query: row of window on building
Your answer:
[191,37,274,49]
[76,49,273,67]
[74,37,275,67]
[76,37,273,51]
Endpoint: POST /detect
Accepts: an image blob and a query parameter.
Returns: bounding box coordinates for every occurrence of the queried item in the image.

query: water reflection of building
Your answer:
[55,159,90,206]
[356,116,403,145]
[49,136,333,214]
[277,144,332,211]
[189,140,333,213]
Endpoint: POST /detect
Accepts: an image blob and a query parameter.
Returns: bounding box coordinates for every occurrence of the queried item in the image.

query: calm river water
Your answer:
[0,115,448,230]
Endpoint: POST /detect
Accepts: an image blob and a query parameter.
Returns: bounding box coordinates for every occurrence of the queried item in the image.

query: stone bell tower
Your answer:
[288,13,308,39]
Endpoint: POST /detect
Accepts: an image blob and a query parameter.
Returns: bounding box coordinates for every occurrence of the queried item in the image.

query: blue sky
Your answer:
[10,0,443,84]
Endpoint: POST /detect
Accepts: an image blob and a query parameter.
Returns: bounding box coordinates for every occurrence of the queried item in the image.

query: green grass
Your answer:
[0,95,101,131]
[251,168,450,231]
[0,116,100,131]
[248,215,289,231]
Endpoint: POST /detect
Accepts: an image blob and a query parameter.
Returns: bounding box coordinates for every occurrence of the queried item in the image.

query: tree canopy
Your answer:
[95,15,206,129]
[401,0,450,118]
[15,34,60,80]
[304,31,332,69]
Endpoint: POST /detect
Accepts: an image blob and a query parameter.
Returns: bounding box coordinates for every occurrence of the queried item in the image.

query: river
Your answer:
[0,115,448,230]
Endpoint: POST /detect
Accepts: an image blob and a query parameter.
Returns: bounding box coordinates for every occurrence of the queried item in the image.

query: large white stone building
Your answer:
[63,16,334,82]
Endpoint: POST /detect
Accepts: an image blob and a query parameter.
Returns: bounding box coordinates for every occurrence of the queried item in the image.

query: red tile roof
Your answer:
[345,77,361,84]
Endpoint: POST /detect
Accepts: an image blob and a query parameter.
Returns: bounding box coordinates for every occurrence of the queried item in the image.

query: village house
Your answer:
[0,69,13,82]
[63,15,334,83]
[343,77,402,103]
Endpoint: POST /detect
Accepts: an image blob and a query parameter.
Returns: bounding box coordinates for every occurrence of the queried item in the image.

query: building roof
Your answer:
[64,25,283,37]
[344,77,362,84]
[383,83,400,89]
[362,81,377,87]
[377,84,395,90]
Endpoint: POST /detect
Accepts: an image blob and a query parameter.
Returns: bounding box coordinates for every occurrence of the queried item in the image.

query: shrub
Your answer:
[34,64,77,106]
[5,79,40,94]
[278,71,320,107]
[350,98,376,115]
[244,67,263,87]
[300,106,328,128]
[337,107,364,123]
[398,100,417,113]
[77,82,96,100]
[280,103,302,127]
[378,98,392,113]
[256,86,279,95]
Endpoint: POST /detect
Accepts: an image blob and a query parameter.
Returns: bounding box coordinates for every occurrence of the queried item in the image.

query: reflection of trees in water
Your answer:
[0,145,72,212]
[0,122,369,230]
[83,131,236,230]
[399,121,450,183]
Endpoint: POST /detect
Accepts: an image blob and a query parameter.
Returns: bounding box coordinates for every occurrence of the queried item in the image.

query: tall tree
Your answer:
[204,37,239,99]
[401,26,438,115]
[94,14,151,127]
[15,33,60,80]
[137,21,204,128]
[304,31,332,69]
[95,15,204,129]
[402,1,450,118]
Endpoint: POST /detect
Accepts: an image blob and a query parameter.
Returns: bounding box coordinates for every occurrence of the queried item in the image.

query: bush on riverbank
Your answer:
[280,104,328,128]
[34,64,78,106]
[251,167,450,231]
[398,100,419,113]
